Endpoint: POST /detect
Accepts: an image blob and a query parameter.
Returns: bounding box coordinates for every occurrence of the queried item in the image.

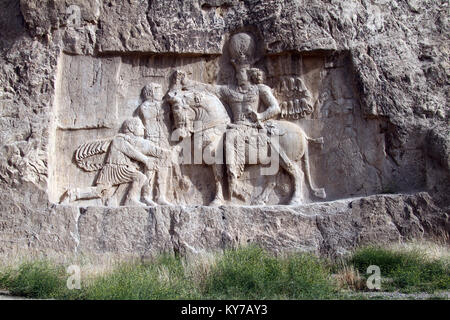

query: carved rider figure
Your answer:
[178,32,281,200]
[137,83,172,205]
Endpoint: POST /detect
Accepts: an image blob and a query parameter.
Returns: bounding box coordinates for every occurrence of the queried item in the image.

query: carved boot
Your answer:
[125,177,146,207]
[125,198,147,207]
[142,196,157,206]
[156,188,171,205]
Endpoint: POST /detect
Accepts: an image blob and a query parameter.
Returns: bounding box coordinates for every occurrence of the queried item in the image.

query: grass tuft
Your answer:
[0,260,66,299]
[0,244,448,299]
[204,246,336,299]
[350,246,449,293]
[84,255,199,300]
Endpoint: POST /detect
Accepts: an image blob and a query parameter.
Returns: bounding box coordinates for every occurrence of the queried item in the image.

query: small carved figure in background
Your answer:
[276,76,314,120]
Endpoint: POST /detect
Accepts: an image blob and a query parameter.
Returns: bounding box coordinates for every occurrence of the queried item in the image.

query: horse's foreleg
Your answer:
[210,164,226,206]
[302,146,326,199]
[279,156,304,205]
[205,133,226,206]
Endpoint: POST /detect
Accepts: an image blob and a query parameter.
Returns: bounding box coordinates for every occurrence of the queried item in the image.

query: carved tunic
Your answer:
[139,100,165,144]
[96,134,165,186]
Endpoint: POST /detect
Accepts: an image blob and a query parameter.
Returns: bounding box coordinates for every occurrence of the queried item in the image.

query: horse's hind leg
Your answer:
[302,146,326,199]
[278,154,304,205]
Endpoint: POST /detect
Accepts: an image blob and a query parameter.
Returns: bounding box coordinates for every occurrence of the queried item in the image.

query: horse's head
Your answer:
[167,87,230,139]
[166,89,197,138]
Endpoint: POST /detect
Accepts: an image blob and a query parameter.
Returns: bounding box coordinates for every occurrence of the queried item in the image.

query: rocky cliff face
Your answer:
[0,0,448,257]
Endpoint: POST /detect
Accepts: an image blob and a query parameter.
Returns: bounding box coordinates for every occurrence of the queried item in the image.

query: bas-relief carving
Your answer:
[61,117,173,207]
[167,33,326,206]
[52,32,385,207]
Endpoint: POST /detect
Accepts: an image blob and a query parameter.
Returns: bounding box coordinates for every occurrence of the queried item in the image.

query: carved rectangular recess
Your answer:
[48,51,399,206]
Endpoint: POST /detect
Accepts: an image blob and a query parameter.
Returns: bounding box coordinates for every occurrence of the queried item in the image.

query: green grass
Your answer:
[0,245,448,300]
[78,255,199,300]
[350,246,450,293]
[0,260,67,299]
[204,246,337,299]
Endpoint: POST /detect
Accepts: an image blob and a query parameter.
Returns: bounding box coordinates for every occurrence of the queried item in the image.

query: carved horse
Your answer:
[167,88,230,205]
[166,88,326,206]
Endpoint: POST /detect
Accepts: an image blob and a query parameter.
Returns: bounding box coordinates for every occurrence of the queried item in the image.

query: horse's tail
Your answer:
[306,136,324,145]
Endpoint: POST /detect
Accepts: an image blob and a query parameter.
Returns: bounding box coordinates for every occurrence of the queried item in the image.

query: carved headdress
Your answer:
[228,32,257,69]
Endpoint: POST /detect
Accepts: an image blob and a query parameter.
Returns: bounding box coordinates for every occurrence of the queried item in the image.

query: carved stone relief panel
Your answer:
[49,33,393,207]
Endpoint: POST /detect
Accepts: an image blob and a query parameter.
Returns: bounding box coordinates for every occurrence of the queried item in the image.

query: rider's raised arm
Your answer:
[258,84,281,121]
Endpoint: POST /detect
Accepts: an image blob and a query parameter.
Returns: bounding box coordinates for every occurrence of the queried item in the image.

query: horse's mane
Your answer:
[168,88,230,124]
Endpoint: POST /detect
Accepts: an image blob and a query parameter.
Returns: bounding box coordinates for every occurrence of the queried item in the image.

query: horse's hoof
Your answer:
[157,197,172,206]
[314,188,326,199]
[210,198,225,206]
[142,196,157,206]
[125,199,147,207]
[232,190,248,202]
[252,198,267,206]
[288,198,303,206]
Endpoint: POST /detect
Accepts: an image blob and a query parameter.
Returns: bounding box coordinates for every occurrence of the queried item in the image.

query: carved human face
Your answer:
[142,83,163,101]
[139,101,159,121]
[250,69,264,84]
[235,67,249,86]
[153,85,163,101]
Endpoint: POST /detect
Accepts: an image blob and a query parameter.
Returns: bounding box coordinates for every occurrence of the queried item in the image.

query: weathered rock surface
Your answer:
[0,0,448,257]
[1,191,447,257]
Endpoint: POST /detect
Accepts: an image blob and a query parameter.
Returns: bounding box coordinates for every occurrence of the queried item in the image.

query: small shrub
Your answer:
[2,260,66,299]
[2,244,446,300]
[0,267,12,289]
